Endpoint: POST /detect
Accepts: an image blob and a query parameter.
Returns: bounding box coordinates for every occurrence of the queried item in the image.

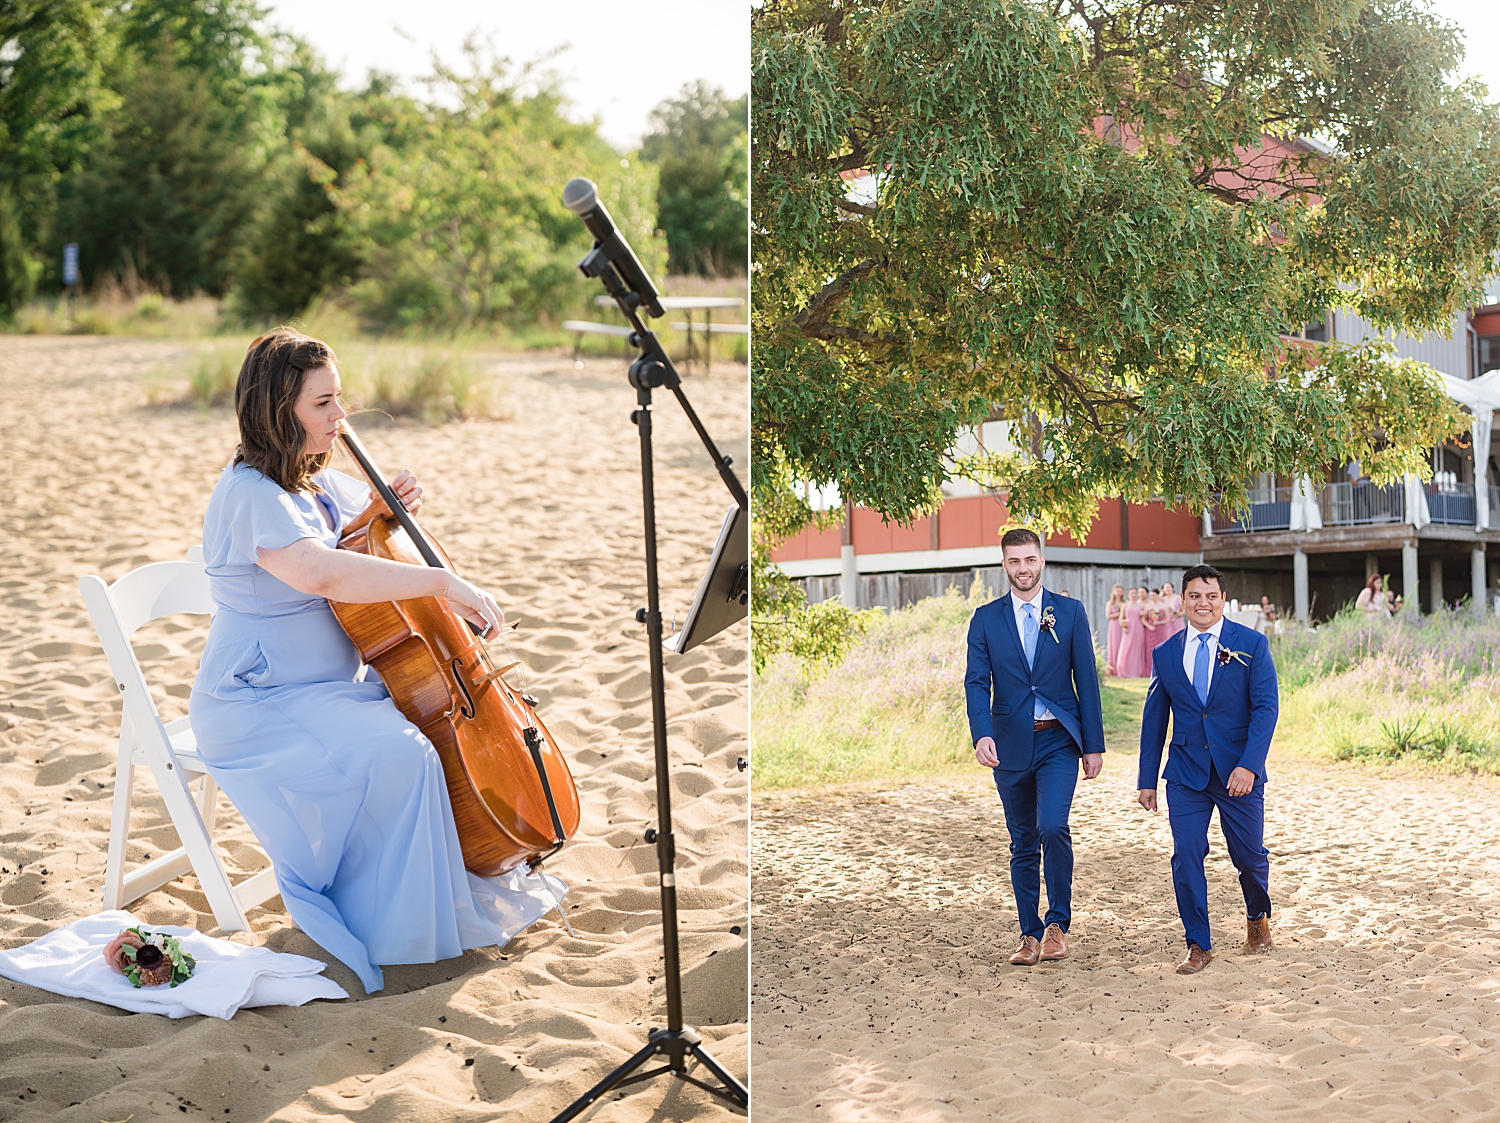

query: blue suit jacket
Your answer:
[965,591,1106,769]
[1137,619,1279,791]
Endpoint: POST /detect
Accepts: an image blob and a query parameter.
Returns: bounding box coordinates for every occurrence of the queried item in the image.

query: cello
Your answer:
[327,422,581,876]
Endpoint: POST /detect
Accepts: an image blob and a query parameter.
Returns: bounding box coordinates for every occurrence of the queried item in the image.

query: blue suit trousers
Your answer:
[991,724,1080,939]
[1166,764,1272,950]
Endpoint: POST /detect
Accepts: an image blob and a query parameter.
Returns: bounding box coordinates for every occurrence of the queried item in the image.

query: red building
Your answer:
[771,488,1204,642]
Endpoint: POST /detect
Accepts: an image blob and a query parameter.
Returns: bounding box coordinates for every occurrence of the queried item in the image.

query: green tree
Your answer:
[231,52,403,321]
[749,455,876,673]
[641,80,749,276]
[0,0,117,312]
[332,44,661,330]
[50,0,292,296]
[751,0,1486,542]
[57,43,259,294]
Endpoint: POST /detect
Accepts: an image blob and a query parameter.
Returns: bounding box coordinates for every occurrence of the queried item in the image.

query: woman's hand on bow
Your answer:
[443,574,505,638]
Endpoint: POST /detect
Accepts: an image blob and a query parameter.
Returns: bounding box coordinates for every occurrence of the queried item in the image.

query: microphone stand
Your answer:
[549,240,748,1119]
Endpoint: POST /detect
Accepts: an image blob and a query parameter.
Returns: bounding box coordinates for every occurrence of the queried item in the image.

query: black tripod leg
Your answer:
[549,1038,662,1123]
[687,1043,749,1107]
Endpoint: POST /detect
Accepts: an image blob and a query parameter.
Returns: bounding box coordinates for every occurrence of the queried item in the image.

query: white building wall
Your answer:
[1331,309,1470,380]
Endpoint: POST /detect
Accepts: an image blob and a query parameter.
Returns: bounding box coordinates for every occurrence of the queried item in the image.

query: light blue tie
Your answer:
[1194,632,1212,706]
[1024,603,1047,720]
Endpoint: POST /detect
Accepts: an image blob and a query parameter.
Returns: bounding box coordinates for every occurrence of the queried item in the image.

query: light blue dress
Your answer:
[188,462,565,994]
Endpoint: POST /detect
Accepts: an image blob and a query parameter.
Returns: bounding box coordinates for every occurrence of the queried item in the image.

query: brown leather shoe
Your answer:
[1241,916,1273,954]
[1038,923,1068,961]
[1009,936,1041,966]
[1176,943,1213,975]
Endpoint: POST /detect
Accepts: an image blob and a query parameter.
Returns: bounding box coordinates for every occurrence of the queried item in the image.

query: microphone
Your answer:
[563,178,665,318]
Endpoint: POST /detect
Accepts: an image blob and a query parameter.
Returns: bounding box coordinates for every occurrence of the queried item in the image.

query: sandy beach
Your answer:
[0,335,747,1121]
[752,756,1500,1121]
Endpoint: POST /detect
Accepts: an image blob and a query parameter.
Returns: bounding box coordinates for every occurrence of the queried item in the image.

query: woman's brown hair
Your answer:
[233,328,339,493]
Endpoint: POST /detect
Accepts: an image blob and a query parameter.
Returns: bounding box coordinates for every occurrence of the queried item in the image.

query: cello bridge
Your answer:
[474,661,521,686]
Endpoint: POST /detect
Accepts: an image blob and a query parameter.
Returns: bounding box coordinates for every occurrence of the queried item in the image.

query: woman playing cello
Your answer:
[188,328,563,994]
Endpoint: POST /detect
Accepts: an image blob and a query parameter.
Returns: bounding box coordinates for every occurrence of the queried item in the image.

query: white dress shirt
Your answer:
[1011,586,1055,720]
[1181,617,1225,698]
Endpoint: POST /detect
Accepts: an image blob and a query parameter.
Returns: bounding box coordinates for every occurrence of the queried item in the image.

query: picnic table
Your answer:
[593,295,745,372]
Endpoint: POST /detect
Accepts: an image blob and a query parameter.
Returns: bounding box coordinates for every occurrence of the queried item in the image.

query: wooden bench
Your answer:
[562,320,635,362]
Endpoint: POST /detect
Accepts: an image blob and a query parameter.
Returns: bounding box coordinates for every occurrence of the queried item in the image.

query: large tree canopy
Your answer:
[752,0,1492,538]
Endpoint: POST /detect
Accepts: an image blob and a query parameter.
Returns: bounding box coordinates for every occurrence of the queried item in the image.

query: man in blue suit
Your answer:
[965,529,1106,966]
[1138,564,1279,974]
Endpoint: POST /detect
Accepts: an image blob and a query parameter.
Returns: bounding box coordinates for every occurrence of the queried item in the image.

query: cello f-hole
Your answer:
[450,657,477,719]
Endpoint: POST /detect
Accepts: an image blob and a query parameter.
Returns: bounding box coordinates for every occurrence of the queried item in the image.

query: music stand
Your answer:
[666,505,748,655]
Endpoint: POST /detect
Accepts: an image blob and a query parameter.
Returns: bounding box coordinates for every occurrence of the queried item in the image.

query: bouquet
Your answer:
[103,926,196,988]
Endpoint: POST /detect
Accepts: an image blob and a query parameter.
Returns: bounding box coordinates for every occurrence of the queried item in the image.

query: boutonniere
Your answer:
[1216,646,1252,668]
[104,926,196,988]
[1038,605,1060,642]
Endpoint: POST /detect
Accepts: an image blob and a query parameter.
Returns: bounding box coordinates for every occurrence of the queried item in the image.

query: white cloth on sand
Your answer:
[0,910,349,1019]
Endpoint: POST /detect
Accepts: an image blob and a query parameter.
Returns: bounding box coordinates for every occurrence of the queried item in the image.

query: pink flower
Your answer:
[103,930,144,975]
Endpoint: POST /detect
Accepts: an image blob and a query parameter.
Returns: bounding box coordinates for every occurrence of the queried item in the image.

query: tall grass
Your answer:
[1272,607,1500,771]
[1270,605,1499,685]
[346,347,511,423]
[753,594,1500,790]
[7,276,750,366]
[14,291,227,338]
[753,586,1149,789]
[753,587,979,789]
[141,340,512,422]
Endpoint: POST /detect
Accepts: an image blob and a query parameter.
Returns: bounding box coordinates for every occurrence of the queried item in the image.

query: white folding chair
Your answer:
[79,546,278,932]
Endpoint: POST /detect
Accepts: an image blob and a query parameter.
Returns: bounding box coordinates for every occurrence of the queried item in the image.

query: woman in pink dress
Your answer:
[1105,583,1126,674]
[1160,581,1185,638]
[1114,588,1138,678]
[1117,587,1151,678]
[1139,587,1164,669]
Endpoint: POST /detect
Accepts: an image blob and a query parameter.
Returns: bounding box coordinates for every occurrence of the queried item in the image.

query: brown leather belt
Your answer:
[1034,718,1062,731]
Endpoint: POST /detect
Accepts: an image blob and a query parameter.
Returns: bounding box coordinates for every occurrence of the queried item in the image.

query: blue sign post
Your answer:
[62,243,79,290]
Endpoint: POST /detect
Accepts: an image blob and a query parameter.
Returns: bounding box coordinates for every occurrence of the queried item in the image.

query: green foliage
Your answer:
[330,43,662,331]
[1273,607,1500,772]
[750,555,878,676]
[0,188,40,313]
[749,443,877,674]
[751,0,1492,539]
[0,0,117,312]
[230,44,374,321]
[753,584,1146,789]
[187,347,238,411]
[641,82,748,276]
[57,37,262,296]
[9,12,702,333]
